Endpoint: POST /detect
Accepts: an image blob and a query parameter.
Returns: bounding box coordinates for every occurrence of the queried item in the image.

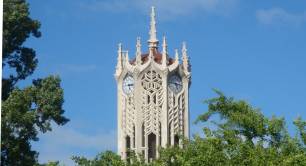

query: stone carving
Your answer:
[115,6,191,162]
[141,70,163,136]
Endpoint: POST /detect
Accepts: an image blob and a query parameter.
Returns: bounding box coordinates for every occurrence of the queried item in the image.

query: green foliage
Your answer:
[1,76,69,166]
[156,90,306,166]
[72,151,125,166]
[72,150,151,166]
[294,117,306,145]
[1,0,69,165]
[2,0,41,100]
[74,90,306,166]
[39,161,61,166]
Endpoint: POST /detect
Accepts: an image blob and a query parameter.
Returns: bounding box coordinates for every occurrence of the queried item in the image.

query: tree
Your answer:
[1,76,69,165]
[156,90,306,165]
[2,0,40,100]
[1,0,69,165]
[74,90,306,166]
[72,150,148,166]
[72,151,125,166]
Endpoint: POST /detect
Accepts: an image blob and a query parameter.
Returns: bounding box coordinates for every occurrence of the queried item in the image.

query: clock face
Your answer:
[123,75,134,95]
[168,75,182,94]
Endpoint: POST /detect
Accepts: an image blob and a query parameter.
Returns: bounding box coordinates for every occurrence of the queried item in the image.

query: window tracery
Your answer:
[141,70,163,136]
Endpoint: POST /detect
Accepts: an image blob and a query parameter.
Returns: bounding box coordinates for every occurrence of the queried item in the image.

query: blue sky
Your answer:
[20,0,306,165]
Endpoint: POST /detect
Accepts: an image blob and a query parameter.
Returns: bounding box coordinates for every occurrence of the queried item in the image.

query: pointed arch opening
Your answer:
[174,134,179,146]
[148,133,156,161]
[126,135,131,158]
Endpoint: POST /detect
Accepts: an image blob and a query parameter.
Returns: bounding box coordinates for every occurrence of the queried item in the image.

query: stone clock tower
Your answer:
[114,7,191,162]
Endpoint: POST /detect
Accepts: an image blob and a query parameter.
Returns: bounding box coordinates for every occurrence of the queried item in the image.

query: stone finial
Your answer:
[125,50,129,63]
[116,43,122,69]
[118,43,122,53]
[162,36,168,66]
[136,37,142,65]
[148,6,159,48]
[175,49,179,63]
[182,42,190,72]
[182,42,187,56]
[115,43,123,76]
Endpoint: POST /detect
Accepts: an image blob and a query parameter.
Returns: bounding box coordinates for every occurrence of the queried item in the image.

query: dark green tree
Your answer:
[155,90,306,166]
[72,151,125,166]
[1,0,69,165]
[72,90,306,166]
[72,150,148,166]
[2,0,41,100]
[70,91,306,166]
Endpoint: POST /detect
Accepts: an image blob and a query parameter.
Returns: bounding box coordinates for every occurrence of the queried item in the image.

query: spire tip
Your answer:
[148,6,158,48]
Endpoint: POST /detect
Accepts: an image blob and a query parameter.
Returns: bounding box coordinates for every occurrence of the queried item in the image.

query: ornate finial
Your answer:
[115,43,123,77]
[182,42,190,72]
[175,49,179,62]
[148,6,159,48]
[125,51,129,62]
[162,36,167,53]
[162,36,168,66]
[118,43,122,53]
[136,37,142,65]
[182,42,187,54]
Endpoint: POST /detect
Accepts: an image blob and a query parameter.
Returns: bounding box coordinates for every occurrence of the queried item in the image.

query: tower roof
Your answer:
[131,49,174,65]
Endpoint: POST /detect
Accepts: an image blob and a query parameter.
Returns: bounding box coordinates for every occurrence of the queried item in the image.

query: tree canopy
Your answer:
[72,90,306,166]
[2,0,305,165]
[1,0,69,165]
[2,0,42,100]
[155,90,306,166]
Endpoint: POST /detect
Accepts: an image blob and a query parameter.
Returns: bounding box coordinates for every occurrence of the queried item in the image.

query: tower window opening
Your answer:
[142,123,145,147]
[148,133,156,161]
[168,122,171,145]
[126,135,131,159]
[126,136,131,149]
[133,125,136,148]
[174,135,179,146]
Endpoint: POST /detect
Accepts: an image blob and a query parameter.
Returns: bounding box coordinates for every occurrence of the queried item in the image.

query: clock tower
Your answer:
[114,7,191,162]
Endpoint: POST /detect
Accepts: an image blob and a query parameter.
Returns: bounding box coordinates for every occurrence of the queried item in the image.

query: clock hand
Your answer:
[174,83,178,89]
[175,82,182,86]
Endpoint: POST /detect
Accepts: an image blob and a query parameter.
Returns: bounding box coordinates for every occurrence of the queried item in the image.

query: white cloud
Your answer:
[256,8,306,26]
[78,0,239,20]
[33,125,116,166]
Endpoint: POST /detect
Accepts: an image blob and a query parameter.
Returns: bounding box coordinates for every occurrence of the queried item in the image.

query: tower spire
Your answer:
[148,6,159,48]
[175,49,179,62]
[162,36,167,66]
[182,42,190,72]
[115,43,123,77]
[136,37,142,65]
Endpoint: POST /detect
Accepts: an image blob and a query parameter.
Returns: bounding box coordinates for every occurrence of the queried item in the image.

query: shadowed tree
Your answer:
[1,0,69,165]
[155,90,306,165]
[2,0,41,100]
[72,90,306,166]
[72,151,125,166]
